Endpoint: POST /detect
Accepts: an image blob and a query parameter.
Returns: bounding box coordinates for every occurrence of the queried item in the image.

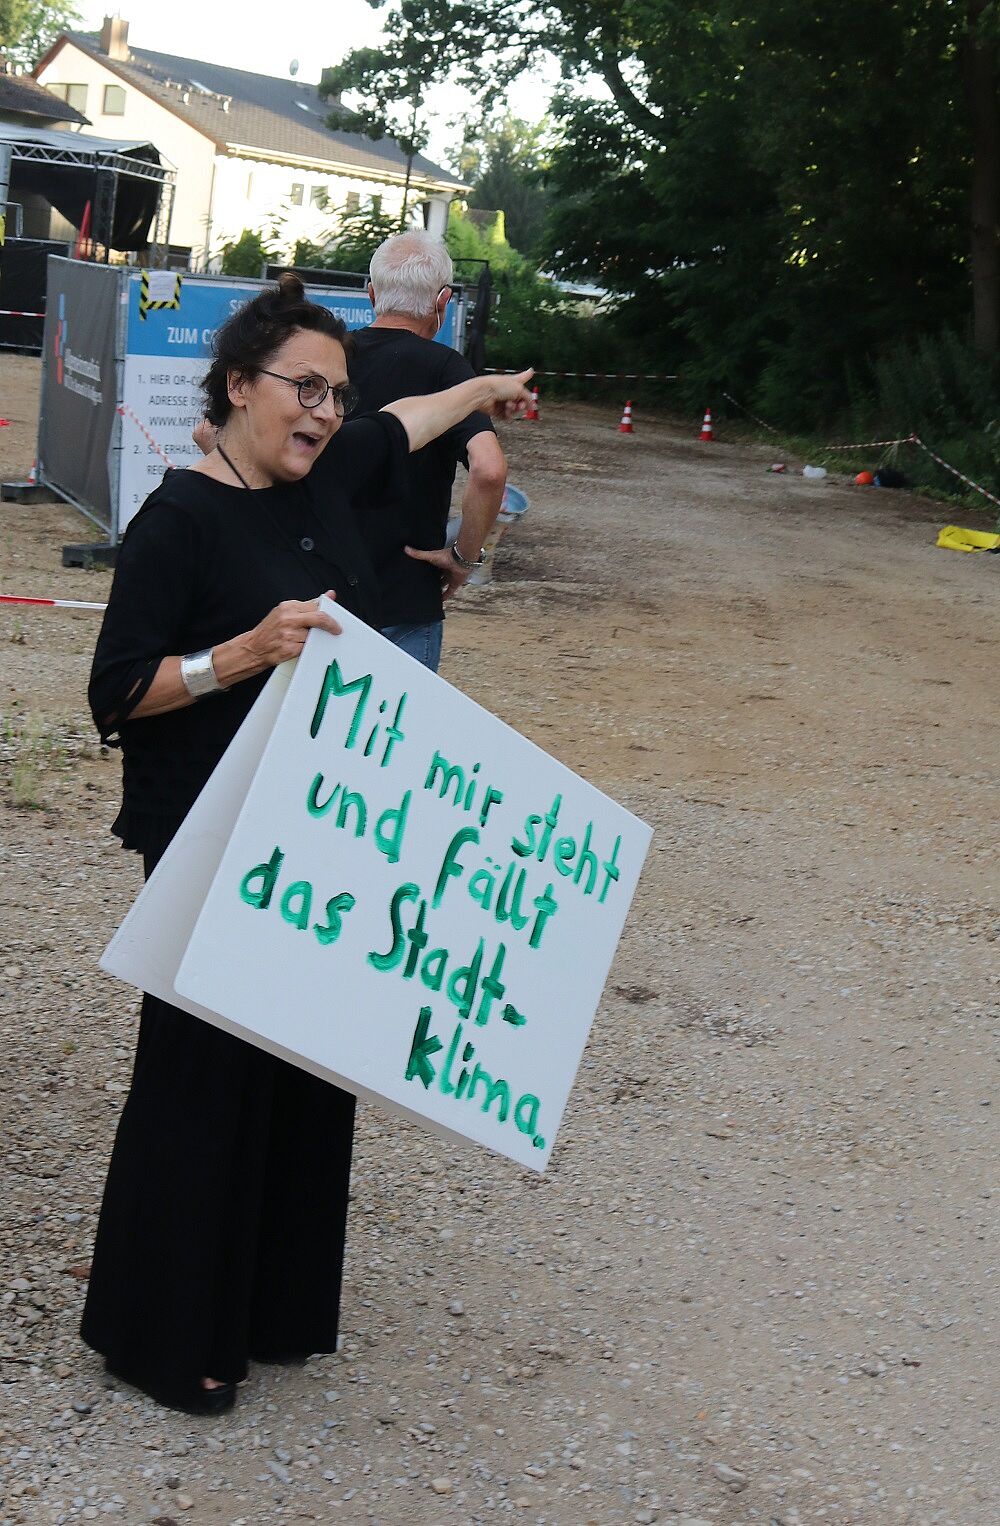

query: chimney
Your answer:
[99,16,130,61]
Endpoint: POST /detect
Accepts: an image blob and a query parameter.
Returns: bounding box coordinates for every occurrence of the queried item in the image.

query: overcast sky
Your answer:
[73,1,556,164]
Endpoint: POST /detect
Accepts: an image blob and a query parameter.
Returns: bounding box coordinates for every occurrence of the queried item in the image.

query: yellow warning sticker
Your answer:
[139,269,182,321]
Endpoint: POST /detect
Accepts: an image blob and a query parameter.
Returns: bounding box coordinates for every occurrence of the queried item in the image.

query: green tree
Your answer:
[462,116,551,257]
[2,0,80,69]
[327,1,1000,424]
[443,201,627,380]
[446,201,522,272]
[219,228,273,278]
[964,0,1000,352]
[0,0,29,53]
[319,54,431,231]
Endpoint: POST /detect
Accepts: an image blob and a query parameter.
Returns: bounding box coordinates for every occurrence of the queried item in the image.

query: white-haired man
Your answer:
[350,229,508,671]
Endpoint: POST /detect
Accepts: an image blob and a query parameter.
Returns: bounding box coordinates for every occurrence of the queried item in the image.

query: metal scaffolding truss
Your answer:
[8,135,173,186]
[1,126,176,263]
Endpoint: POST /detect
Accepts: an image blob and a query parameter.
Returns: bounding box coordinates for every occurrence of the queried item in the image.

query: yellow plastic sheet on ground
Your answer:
[936,524,1000,553]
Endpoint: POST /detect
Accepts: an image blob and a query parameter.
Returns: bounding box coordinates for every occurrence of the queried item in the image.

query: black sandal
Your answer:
[104,1358,237,1416]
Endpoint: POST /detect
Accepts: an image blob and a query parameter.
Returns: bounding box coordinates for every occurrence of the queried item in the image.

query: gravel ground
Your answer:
[1,356,999,1525]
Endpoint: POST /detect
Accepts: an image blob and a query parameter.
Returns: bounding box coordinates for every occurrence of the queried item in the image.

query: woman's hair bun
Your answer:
[276,271,306,305]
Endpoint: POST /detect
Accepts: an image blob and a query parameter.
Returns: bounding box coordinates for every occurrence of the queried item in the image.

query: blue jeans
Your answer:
[381,620,443,672]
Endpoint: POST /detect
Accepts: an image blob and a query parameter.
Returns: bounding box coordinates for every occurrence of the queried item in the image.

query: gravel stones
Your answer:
[712,1461,749,1492]
[0,386,998,1523]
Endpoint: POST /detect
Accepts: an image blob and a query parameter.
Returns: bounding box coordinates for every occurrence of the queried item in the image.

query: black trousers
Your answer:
[81,838,356,1388]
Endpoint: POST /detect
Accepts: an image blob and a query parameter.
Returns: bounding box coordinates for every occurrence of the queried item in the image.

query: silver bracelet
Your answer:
[180,647,226,699]
[451,543,486,570]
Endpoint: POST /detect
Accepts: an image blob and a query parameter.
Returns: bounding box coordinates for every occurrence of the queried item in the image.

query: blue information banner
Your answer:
[125,274,460,357]
[117,271,463,533]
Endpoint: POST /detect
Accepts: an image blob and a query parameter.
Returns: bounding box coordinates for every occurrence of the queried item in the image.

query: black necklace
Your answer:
[216,442,254,490]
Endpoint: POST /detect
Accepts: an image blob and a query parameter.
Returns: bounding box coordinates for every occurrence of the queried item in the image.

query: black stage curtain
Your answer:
[9,150,161,251]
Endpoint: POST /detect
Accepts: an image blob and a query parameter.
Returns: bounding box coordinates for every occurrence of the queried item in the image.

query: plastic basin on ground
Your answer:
[461,483,530,586]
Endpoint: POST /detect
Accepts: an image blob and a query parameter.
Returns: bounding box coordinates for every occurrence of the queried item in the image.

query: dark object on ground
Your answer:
[873,467,907,489]
[2,480,62,504]
[62,543,118,568]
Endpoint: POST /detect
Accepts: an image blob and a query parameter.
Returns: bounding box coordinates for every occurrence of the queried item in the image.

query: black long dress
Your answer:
[81,414,408,1391]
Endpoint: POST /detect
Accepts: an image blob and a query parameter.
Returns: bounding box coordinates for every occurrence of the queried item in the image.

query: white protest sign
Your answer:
[102,603,652,1170]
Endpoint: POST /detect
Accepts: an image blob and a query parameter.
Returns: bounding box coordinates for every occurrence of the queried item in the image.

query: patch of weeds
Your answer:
[2,710,71,810]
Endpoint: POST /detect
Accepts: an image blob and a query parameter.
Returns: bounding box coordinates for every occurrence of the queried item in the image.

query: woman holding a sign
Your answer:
[82,274,531,1415]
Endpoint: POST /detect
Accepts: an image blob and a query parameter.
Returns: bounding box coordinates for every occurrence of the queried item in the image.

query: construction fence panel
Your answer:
[37,257,120,529]
[35,262,469,542]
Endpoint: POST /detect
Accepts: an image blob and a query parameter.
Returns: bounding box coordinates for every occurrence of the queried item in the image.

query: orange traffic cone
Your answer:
[523,385,540,422]
[700,408,714,442]
[27,459,37,485]
[618,400,634,434]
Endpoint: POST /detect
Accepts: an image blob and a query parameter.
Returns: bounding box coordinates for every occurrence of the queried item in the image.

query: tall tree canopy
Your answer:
[331,1,1000,426]
[460,117,551,257]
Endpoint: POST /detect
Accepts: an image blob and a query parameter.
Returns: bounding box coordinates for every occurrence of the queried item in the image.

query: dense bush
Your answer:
[219,229,273,277]
[844,329,1000,502]
[446,206,631,395]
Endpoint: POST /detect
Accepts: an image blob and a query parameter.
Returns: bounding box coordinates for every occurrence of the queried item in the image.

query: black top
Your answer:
[89,411,409,851]
[349,326,495,626]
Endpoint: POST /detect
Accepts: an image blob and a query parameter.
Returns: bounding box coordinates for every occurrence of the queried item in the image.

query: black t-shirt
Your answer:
[349,326,495,626]
[89,411,408,850]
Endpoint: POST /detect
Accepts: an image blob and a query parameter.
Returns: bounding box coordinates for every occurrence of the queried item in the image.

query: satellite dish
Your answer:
[289,58,299,77]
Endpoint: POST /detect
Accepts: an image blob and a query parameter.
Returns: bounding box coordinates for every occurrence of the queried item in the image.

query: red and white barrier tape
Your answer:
[722,392,782,435]
[116,404,172,467]
[0,594,107,611]
[819,436,912,452]
[725,394,911,452]
[819,431,1000,509]
[722,394,1000,509]
[0,309,45,319]
[910,435,1000,511]
[486,368,678,381]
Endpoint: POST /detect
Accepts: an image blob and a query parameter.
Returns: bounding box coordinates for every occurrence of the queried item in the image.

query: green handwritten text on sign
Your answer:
[149,606,655,1171]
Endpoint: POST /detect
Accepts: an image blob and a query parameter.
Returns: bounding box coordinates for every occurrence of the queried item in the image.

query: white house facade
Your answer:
[34,18,467,267]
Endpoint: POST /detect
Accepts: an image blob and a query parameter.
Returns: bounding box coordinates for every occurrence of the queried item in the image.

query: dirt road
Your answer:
[1,356,998,1524]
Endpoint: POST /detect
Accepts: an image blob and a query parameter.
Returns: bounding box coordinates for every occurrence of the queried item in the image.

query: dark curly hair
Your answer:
[200,272,355,426]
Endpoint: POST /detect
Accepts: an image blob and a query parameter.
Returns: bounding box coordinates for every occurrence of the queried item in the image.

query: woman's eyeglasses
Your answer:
[257,369,359,416]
